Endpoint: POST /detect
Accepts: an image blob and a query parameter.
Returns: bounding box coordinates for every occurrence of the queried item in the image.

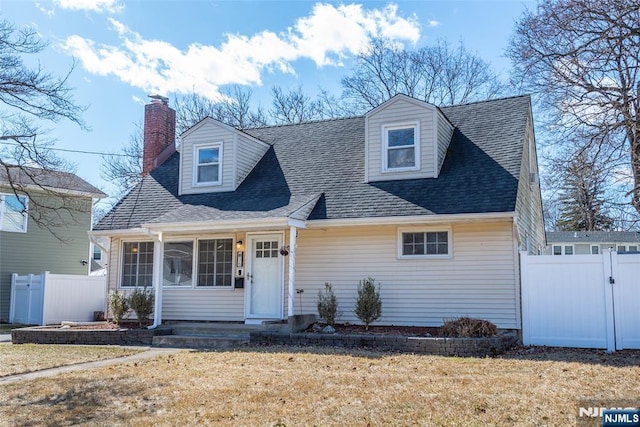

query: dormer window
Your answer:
[194,143,222,185]
[382,122,420,172]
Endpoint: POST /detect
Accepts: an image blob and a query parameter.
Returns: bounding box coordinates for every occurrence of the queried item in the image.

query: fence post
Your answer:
[519,251,531,346]
[9,273,17,323]
[602,250,616,352]
[40,271,49,326]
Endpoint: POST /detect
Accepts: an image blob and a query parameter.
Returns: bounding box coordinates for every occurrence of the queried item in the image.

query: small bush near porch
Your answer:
[1,346,639,425]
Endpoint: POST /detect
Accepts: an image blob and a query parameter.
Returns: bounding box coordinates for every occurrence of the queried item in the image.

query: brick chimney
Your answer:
[143,95,176,176]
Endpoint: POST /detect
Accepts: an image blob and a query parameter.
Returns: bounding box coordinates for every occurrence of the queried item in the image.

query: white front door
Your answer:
[246,233,284,320]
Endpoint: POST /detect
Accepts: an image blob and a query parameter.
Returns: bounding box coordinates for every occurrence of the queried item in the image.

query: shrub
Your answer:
[128,287,154,327]
[108,291,129,324]
[441,317,498,337]
[354,277,382,330]
[317,282,339,326]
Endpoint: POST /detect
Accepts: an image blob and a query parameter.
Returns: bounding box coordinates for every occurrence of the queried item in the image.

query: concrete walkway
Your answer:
[0,334,11,342]
[0,347,184,385]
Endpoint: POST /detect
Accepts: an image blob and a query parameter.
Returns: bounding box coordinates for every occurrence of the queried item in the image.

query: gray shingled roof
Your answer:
[95,95,530,231]
[546,231,640,243]
[0,165,106,197]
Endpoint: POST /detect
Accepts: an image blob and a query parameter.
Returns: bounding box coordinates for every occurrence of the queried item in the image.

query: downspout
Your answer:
[287,225,297,317]
[148,230,164,329]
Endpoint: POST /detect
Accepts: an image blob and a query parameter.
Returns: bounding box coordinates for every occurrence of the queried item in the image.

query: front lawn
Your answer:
[0,344,142,377]
[0,346,638,425]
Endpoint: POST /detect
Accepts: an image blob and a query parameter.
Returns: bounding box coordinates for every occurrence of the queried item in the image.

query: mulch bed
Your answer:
[327,324,442,336]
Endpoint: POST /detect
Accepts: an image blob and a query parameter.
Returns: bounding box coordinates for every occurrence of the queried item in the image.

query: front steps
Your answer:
[151,322,285,350]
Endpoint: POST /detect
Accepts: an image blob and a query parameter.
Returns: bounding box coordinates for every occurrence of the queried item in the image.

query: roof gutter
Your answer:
[141,216,307,233]
[305,211,517,228]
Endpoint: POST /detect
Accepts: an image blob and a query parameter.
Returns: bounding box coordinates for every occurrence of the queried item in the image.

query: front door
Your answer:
[245,233,284,320]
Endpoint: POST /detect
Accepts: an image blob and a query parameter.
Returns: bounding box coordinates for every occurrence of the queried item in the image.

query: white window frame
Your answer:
[552,244,574,256]
[195,236,235,288]
[193,142,223,186]
[382,121,420,173]
[397,226,452,259]
[0,192,28,233]
[156,235,237,290]
[119,240,155,288]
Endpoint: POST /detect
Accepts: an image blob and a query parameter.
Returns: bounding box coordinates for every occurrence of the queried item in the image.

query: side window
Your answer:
[0,193,28,233]
[121,242,154,287]
[399,228,451,258]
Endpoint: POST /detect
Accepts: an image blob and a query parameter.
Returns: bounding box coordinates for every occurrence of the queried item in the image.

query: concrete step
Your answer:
[152,334,250,349]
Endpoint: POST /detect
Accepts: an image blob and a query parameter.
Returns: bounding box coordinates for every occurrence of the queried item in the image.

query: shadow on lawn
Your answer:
[5,377,168,426]
[191,344,640,367]
[499,346,640,368]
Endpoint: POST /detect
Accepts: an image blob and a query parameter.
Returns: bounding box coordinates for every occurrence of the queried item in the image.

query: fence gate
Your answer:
[521,251,640,351]
[9,273,44,325]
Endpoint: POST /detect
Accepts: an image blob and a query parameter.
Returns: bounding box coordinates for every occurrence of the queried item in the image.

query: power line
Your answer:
[0,140,139,158]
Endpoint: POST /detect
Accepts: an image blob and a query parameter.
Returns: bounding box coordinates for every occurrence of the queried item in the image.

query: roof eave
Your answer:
[305,212,517,228]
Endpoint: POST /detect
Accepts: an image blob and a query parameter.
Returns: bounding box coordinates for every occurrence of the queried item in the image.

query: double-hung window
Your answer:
[399,228,451,258]
[197,239,233,287]
[0,193,28,233]
[121,242,154,287]
[194,144,222,185]
[383,122,419,171]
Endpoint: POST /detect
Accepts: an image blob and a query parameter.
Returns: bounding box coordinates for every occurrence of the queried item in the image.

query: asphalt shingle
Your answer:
[95,95,531,231]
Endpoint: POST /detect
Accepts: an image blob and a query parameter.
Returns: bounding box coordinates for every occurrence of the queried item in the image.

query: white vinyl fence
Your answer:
[10,272,107,326]
[521,251,640,351]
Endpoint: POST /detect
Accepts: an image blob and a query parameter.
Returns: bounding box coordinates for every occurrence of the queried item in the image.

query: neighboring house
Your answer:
[0,166,106,321]
[93,94,544,330]
[545,231,640,255]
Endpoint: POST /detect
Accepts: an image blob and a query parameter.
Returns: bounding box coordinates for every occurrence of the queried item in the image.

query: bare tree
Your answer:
[342,38,503,112]
[101,122,143,200]
[175,85,267,134]
[270,85,323,124]
[0,18,88,237]
[507,0,640,214]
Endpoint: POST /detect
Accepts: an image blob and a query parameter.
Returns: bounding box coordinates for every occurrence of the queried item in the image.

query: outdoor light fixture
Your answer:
[236,240,244,249]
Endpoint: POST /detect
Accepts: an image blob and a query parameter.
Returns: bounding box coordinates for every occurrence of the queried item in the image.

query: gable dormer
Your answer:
[178,118,270,195]
[365,94,454,182]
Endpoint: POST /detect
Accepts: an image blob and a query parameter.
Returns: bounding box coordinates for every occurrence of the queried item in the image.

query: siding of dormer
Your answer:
[235,133,270,187]
[436,111,454,176]
[515,114,545,254]
[366,97,437,182]
[180,122,236,195]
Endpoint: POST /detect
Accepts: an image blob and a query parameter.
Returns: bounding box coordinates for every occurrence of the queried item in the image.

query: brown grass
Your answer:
[0,344,141,377]
[0,345,638,426]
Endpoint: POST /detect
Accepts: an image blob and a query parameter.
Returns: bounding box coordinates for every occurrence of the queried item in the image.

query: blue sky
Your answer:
[0,0,535,202]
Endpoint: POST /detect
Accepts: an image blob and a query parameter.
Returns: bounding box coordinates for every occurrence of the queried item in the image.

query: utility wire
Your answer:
[0,140,139,158]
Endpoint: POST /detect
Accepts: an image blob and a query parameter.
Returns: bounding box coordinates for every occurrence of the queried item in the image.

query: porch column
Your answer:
[287,226,297,317]
[150,232,164,329]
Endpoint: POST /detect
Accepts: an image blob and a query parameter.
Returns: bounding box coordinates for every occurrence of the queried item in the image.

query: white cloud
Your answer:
[54,0,123,13]
[428,20,440,27]
[62,2,420,99]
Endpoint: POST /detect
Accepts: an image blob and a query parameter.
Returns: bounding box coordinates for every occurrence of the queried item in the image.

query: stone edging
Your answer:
[11,327,170,346]
[250,331,518,357]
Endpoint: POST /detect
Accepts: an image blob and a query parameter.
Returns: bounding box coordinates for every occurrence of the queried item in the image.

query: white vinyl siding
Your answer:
[180,119,269,194]
[514,114,545,254]
[366,97,436,182]
[235,133,270,187]
[295,222,518,329]
[436,111,454,175]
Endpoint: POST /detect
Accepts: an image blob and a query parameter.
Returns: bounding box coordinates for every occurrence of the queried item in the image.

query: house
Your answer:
[545,231,640,255]
[0,166,106,321]
[93,94,544,330]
